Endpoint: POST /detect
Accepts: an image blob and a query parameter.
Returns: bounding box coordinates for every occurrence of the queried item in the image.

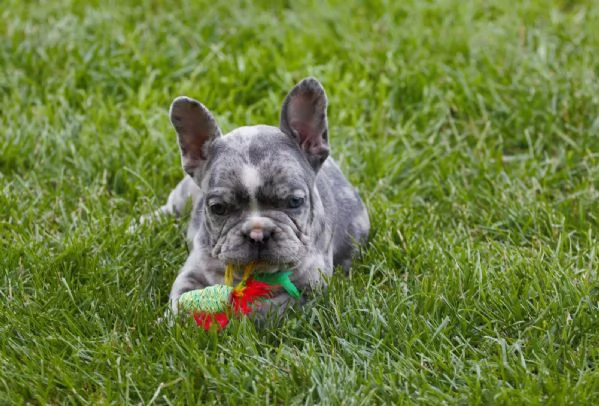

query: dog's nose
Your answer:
[243,216,274,244]
[247,227,271,243]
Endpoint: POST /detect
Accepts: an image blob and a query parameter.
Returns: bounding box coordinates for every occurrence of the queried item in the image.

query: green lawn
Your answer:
[1,0,598,403]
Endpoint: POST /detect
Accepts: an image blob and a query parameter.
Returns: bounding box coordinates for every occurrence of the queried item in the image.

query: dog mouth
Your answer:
[231,261,287,274]
[218,249,298,270]
[216,246,304,269]
[211,216,308,267]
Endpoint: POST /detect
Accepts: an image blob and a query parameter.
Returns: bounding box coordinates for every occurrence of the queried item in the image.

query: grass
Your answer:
[1,0,598,403]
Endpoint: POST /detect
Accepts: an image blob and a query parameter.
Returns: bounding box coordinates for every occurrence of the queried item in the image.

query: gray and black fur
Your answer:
[152,78,369,314]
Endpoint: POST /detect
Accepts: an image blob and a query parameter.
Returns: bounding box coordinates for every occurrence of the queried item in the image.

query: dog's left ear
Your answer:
[280,77,329,171]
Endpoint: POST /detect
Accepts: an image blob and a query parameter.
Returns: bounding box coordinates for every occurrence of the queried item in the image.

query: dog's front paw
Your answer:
[156,300,179,327]
[169,296,180,316]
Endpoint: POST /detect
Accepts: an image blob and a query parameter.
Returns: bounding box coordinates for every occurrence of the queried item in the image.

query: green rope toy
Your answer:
[178,263,300,330]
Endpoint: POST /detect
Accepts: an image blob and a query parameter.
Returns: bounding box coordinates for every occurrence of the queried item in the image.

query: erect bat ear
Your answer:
[280,77,329,171]
[169,96,221,177]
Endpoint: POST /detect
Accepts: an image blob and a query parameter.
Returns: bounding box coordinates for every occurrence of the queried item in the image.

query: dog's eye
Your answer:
[288,196,304,209]
[209,203,226,215]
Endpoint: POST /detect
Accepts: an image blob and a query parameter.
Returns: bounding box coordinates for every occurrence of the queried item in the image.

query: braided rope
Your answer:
[178,284,234,314]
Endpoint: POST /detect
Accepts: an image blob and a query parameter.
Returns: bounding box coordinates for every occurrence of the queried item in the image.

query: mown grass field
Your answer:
[1,0,598,403]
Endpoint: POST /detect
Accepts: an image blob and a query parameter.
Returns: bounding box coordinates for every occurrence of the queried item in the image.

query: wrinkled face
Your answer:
[201,126,315,266]
[169,77,330,267]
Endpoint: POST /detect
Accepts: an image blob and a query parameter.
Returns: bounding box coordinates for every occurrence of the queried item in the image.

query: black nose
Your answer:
[246,227,272,244]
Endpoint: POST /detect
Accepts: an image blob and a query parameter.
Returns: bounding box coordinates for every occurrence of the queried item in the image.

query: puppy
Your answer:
[152,77,369,315]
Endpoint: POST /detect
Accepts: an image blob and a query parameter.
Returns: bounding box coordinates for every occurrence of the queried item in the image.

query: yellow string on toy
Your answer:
[225,262,256,291]
[234,263,256,293]
[224,264,234,287]
[241,263,254,283]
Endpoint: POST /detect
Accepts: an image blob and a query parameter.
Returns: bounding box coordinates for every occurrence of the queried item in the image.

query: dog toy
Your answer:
[178,263,300,331]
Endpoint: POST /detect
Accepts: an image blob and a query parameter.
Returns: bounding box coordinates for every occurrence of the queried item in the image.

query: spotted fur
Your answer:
[154,78,370,314]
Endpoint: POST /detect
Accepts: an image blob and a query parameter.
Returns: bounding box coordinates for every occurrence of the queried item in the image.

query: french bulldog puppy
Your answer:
[154,77,369,314]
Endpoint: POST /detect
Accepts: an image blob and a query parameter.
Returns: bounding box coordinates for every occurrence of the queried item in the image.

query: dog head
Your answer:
[169,78,330,267]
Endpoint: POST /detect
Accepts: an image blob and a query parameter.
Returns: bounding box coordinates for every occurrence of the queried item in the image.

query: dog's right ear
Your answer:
[169,97,221,177]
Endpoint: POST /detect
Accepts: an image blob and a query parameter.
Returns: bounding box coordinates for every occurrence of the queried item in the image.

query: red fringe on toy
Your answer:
[193,279,275,331]
[194,312,230,331]
[231,279,275,315]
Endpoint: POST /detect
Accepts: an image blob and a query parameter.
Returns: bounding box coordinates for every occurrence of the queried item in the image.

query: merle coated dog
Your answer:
[144,77,369,314]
